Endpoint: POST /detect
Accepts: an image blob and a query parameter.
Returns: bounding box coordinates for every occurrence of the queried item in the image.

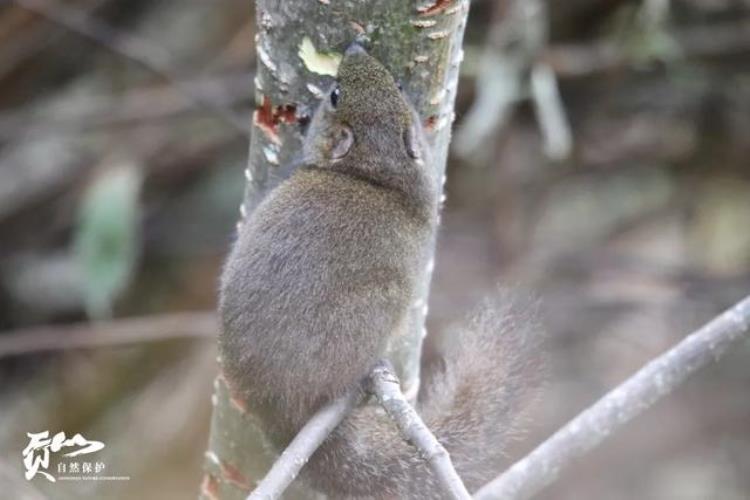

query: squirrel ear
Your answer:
[403,123,422,160]
[330,125,353,161]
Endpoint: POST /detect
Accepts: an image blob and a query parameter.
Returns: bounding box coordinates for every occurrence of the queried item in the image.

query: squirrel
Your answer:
[219,43,543,499]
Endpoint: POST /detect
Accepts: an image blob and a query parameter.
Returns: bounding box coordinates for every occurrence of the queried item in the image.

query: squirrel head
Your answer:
[303,44,430,195]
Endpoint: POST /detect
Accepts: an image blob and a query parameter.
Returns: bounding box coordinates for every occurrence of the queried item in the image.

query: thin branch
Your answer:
[0,312,216,358]
[0,71,252,139]
[454,0,545,160]
[455,0,572,162]
[12,0,249,135]
[368,361,472,500]
[474,294,750,500]
[545,20,750,78]
[640,0,671,31]
[246,389,362,500]
[0,0,109,81]
[529,63,573,161]
[245,360,472,500]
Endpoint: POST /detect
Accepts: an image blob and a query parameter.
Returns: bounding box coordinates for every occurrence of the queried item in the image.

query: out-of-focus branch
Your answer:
[0,72,252,139]
[12,0,249,134]
[0,0,109,81]
[368,361,472,500]
[246,390,362,500]
[641,0,671,32]
[530,63,573,161]
[454,0,543,161]
[454,0,572,163]
[545,20,750,78]
[0,311,216,358]
[474,294,750,500]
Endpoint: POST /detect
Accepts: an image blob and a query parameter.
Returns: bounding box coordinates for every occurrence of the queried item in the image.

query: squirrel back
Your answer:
[220,165,434,438]
[218,44,544,498]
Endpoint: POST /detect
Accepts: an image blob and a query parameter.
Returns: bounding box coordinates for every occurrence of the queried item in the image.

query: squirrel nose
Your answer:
[345,41,367,56]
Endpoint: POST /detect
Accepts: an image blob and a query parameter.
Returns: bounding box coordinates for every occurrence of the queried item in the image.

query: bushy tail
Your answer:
[304,291,546,499]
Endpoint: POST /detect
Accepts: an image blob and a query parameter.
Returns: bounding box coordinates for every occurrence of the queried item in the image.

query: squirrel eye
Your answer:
[330,85,341,108]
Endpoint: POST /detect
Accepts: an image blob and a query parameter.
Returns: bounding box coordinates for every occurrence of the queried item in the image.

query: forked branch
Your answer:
[368,361,472,500]
[245,360,473,500]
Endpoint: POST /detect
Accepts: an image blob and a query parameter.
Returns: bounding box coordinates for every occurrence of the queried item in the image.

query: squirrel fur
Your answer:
[219,44,543,499]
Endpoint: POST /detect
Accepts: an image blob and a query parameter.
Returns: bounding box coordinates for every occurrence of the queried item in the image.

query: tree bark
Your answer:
[202,1,469,498]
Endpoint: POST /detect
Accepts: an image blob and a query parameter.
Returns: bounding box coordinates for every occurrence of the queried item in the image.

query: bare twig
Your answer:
[640,0,671,31]
[0,0,109,81]
[545,20,750,78]
[474,294,750,500]
[455,0,572,162]
[245,359,474,500]
[12,0,249,134]
[530,63,573,161]
[368,361,472,500]
[0,72,252,139]
[0,312,216,358]
[454,0,545,161]
[246,390,362,500]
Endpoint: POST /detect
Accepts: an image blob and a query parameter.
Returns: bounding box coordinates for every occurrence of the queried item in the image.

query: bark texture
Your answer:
[202,1,470,498]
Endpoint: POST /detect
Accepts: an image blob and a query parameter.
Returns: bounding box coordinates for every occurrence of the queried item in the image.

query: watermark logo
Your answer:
[22,431,128,482]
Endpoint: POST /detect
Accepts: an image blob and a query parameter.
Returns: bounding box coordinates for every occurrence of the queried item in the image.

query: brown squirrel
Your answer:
[219,44,543,499]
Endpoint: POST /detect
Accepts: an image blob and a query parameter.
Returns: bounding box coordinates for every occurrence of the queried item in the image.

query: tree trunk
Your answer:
[201,1,469,498]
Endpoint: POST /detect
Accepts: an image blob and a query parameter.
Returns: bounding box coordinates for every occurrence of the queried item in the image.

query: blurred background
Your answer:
[0,0,748,498]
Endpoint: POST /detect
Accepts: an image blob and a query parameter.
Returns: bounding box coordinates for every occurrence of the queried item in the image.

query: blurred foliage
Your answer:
[611,3,682,65]
[74,164,142,319]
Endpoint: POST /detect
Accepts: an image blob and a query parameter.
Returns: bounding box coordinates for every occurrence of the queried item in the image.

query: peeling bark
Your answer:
[203,1,470,498]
